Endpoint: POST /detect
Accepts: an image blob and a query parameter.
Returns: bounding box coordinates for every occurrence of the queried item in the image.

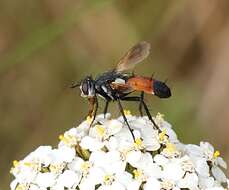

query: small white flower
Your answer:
[186,142,227,183]
[211,166,227,183]
[56,170,81,188]
[89,119,123,140]
[161,160,184,181]
[199,176,215,189]
[178,172,199,190]
[160,179,176,190]
[144,177,161,190]
[51,146,75,163]
[80,136,105,151]
[35,172,57,187]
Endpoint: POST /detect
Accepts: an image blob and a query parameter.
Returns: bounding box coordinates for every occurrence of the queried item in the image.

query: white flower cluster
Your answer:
[10,112,229,190]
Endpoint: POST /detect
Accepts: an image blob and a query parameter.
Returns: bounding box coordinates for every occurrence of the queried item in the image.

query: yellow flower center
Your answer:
[80,161,91,175]
[134,138,145,150]
[95,125,106,137]
[15,184,28,190]
[103,174,115,185]
[159,128,167,142]
[214,150,220,158]
[59,134,64,140]
[133,169,144,181]
[164,142,176,154]
[124,109,131,116]
[13,160,19,168]
[59,134,77,146]
[49,163,64,173]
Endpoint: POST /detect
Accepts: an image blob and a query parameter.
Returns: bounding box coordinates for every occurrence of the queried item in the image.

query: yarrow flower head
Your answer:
[10,113,229,190]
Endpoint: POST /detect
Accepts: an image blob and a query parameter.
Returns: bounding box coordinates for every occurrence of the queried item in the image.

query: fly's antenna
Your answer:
[70,81,81,88]
[150,72,155,79]
[164,78,169,84]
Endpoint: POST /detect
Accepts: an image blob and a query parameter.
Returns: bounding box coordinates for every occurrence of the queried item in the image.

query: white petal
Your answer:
[178,173,198,190]
[51,146,75,163]
[116,172,133,187]
[154,154,169,165]
[56,170,81,188]
[193,157,209,177]
[141,128,160,151]
[15,169,37,184]
[90,151,111,167]
[35,172,56,187]
[143,162,162,178]
[106,119,123,136]
[129,117,148,129]
[133,130,142,139]
[106,136,118,151]
[50,185,65,190]
[126,151,142,166]
[79,179,95,190]
[67,157,84,171]
[126,180,141,190]
[162,162,184,181]
[199,176,215,189]
[217,157,227,169]
[185,144,203,157]
[80,136,104,151]
[200,142,214,153]
[162,126,178,143]
[144,177,161,190]
[10,179,18,190]
[110,182,126,190]
[212,166,227,183]
[29,184,40,190]
[88,167,104,184]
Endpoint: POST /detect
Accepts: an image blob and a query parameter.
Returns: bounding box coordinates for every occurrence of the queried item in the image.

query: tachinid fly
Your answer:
[71,41,171,141]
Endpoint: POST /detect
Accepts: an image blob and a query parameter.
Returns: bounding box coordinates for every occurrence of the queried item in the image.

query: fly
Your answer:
[71,41,171,141]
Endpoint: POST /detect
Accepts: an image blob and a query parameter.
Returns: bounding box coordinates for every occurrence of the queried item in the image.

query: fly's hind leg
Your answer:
[139,91,144,116]
[121,96,160,131]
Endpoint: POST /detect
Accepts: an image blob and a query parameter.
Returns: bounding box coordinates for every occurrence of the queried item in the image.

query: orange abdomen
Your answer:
[127,76,154,94]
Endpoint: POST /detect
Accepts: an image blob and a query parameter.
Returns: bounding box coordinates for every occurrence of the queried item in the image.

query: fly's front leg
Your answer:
[88,96,98,127]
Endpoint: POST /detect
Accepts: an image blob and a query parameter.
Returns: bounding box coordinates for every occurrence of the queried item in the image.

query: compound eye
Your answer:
[81,81,88,95]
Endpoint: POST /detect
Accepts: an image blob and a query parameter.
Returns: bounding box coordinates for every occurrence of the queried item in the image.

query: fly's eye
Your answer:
[81,81,88,95]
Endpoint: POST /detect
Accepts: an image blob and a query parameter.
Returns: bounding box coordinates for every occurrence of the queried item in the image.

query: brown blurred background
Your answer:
[1,0,229,188]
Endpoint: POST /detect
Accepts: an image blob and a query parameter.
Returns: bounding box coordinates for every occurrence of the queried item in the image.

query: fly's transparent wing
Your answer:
[116,41,151,72]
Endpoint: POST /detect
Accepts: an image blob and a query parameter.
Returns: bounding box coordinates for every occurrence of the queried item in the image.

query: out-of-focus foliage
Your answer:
[1,0,229,188]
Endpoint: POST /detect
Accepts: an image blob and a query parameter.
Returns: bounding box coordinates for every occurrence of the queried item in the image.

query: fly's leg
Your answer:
[117,99,135,141]
[139,91,144,116]
[88,96,98,127]
[121,96,160,131]
[103,100,110,118]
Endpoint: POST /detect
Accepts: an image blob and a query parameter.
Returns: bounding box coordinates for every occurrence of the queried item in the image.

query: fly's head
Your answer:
[71,76,95,98]
[79,76,96,98]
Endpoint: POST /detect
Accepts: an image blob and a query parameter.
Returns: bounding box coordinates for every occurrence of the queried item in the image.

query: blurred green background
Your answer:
[1,0,229,188]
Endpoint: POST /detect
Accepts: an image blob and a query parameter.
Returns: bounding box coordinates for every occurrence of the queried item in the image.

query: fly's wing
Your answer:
[116,41,151,72]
